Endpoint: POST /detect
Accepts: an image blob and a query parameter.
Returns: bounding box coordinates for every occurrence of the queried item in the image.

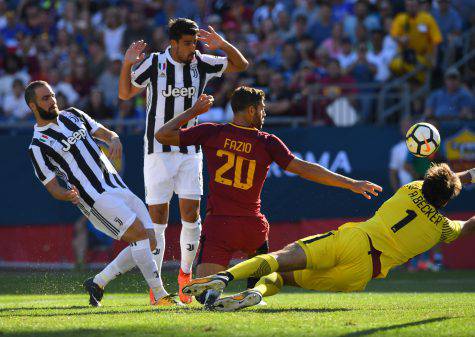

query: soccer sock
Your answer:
[252,272,284,297]
[130,239,168,300]
[226,254,279,281]
[153,223,167,275]
[93,246,135,289]
[246,277,260,289]
[180,218,202,274]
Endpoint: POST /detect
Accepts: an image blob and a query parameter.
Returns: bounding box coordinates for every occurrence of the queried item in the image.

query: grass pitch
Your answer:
[0,269,474,337]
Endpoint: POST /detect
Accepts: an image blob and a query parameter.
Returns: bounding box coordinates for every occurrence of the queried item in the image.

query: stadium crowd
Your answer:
[0,0,474,129]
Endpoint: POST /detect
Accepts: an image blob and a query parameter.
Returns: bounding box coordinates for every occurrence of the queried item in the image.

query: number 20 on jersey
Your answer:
[215,150,256,190]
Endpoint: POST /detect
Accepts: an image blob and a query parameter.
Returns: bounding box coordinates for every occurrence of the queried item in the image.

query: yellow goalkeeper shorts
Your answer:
[294,226,373,292]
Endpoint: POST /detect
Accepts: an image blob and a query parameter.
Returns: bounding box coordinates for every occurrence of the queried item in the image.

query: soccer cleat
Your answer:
[202,289,222,310]
[211,290,263,312]
[182,274,228,297]
[151,294,185,307]
[178,269,193,304]
[83,277,104,307]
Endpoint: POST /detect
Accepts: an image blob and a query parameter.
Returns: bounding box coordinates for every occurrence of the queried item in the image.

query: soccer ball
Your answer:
[405,122,441,157]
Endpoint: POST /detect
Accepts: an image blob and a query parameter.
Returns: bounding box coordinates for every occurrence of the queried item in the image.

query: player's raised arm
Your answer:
[198,26,249,73]
[155,94,214,146]
[459,217,475,238]
[285,158,383,200]
[456,168,475,185]
[119,40,147,100]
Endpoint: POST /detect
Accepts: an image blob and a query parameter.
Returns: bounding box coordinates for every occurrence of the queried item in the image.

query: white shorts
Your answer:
[144,152,203,205]
[89,189,153,240]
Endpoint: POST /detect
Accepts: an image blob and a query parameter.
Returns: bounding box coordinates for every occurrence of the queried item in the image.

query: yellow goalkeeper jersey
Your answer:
[341,181,462,278]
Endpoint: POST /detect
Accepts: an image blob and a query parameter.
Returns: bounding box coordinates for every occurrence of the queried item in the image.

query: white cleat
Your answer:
[211,290,263,312]
[182,275,227,297]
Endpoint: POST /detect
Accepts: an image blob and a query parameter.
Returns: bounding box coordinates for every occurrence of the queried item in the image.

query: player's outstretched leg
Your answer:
[183,243,306,301]
[123,218,182,307]
[211,272,283,312]
[182,254,277,297]
[83,236,140,307]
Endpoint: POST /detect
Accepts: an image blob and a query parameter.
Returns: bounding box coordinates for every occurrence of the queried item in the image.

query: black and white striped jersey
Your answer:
[28,107,127,212]
[131,46,227,155]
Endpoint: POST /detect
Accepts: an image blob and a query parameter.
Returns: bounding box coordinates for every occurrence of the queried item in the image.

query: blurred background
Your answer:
[0,0,473,272]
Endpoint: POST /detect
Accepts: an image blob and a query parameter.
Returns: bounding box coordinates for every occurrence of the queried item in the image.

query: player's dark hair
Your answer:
[422,163,462,209]
[230,86,265,114]
[24,80,48,105]
[168,18,199,41]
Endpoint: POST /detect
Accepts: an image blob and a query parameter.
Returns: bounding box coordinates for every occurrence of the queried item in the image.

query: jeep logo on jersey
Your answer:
[162,85,196,98]
[61,128,87,152]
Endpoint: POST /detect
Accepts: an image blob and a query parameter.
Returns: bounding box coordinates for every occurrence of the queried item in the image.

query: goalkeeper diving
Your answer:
[184,164,475,311]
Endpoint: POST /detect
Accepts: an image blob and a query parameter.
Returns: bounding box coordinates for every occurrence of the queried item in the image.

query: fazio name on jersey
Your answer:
[162,85,196,98]
[61,128,87,152]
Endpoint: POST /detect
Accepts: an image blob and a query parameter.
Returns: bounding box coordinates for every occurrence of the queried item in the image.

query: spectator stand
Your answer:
[0,0,473,131]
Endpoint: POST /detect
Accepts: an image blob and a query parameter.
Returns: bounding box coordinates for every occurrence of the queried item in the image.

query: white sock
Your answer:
[130,239,168,300]
[153,223,167,275]
[180,218,202,274]
[93,246,135,288]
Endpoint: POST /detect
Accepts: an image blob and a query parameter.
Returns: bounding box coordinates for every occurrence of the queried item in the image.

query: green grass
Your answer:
[1,269,475,337]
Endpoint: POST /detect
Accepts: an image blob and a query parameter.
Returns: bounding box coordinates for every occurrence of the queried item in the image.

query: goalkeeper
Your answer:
[184,164,475,311]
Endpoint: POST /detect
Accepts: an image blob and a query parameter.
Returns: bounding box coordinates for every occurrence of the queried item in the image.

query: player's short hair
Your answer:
[168,18,199,41]
[230,86,265,114]
[422,163,462,209]
[24,80,48,105]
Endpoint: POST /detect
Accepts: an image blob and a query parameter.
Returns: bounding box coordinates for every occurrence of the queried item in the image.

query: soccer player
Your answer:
[26,81,180,307]
[155,86,383,307]
[118,18,249,304]
[184,164,475,311]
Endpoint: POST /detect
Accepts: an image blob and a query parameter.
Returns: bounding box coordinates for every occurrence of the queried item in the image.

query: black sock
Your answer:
[246,276,259,289]
[217,271,233,284]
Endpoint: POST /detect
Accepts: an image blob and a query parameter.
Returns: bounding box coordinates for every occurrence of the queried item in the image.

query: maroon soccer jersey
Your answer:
[179,123,295,216]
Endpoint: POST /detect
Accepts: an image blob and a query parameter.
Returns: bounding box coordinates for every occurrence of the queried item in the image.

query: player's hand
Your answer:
[350,180,383,200]
[198,26,225,50]
[192,94,214,115]
[124,40,147,65]
[64,185,80,205]
[108,135,123,162]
